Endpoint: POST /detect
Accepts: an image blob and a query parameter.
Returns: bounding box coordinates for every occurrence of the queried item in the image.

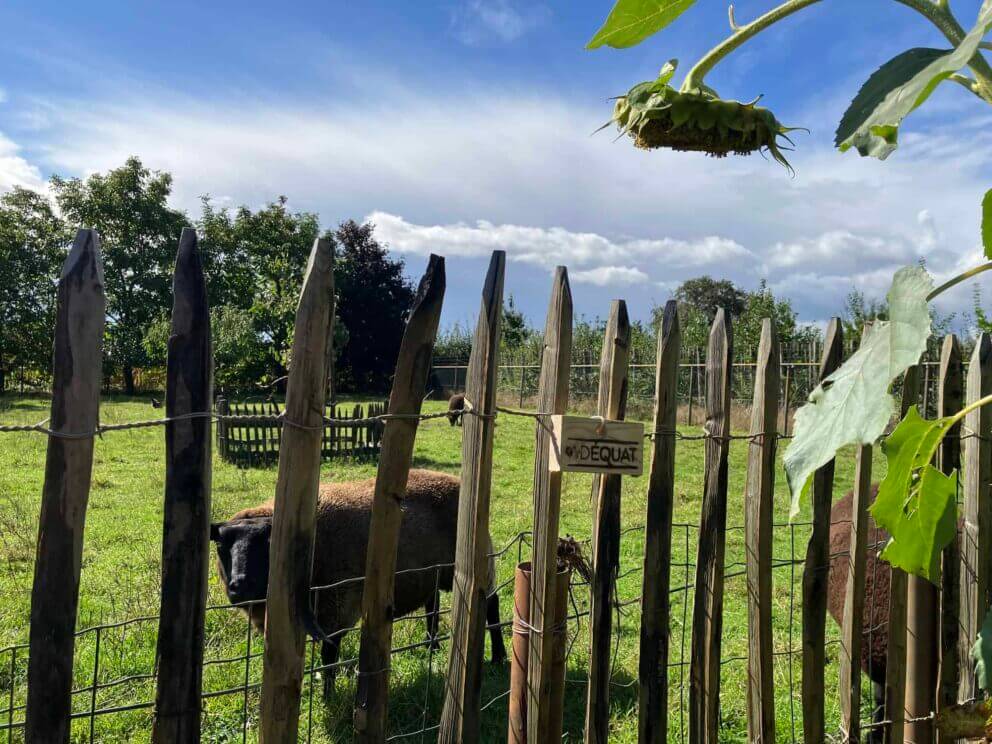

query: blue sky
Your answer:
[2,0,991,330]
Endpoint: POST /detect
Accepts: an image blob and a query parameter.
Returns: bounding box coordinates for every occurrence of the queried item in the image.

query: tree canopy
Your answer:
[51,157,187,394]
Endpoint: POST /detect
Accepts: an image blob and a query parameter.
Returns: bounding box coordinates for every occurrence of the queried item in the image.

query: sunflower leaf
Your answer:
[784,266,932,517]
[587,0,696,49]
[835,3,992,159]
[870,407,958,582]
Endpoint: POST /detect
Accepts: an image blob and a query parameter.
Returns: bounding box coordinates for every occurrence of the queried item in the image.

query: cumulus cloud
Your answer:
[450,1,550,45]
[571,266,649,286]
[4,75,989,324]
[0,131,45,192]
[367,210,752,274]
[764,231,916,274]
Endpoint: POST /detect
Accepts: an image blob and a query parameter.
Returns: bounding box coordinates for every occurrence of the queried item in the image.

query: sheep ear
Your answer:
[209,522,223,541]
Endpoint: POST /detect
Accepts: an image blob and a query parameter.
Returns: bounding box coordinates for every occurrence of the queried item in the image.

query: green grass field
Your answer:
[0,394,880,742]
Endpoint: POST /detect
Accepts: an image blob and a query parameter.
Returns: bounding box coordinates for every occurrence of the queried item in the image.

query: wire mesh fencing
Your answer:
[0,503,896,743]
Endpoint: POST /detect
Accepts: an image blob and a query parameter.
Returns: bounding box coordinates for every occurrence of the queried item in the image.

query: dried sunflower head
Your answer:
[606,67,802,171]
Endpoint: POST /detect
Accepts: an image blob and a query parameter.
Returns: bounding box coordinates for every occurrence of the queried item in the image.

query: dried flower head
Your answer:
[606,73,802,171]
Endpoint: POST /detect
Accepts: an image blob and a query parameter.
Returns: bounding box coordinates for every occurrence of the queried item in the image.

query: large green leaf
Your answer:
[784,266,932,516]
[836,3,992,159]
[587,0,696,49]
[870,407,958,582]
[983,188,992,259]
[972,605,992,691]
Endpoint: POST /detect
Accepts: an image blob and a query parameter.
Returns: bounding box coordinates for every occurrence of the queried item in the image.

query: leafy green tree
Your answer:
[734,280,799,355]
[145,305,263,392]
[333,219,415,393]
[674,276,747,320]
[0,187,69,390]
[196,196,323,386]
[51,157,187,394]
[502,295,531,349]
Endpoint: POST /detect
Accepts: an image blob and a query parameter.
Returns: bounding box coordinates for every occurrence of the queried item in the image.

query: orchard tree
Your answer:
[51,157,187,394]
[0,187,68,390]
[734,280,800,354]
[502,295,531,348]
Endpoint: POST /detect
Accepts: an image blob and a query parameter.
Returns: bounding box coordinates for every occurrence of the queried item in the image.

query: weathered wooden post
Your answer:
[938,335,963,741]
[152,228,213,743]
[585,300,631,744]
[959,334,992,701]
[354,256,445,743]
[801,318,843,744]
[258,238,335,743]
[25,229,106,743]
[882,363,920,744]
[838,444,873,743]
[439,251,505,742]
[744,318,779,744]
[638,300,680,744]
[526,268,572,744]
[688,308,732,744]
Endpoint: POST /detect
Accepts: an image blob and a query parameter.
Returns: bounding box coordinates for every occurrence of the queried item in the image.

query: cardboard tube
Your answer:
[508,561,571,744]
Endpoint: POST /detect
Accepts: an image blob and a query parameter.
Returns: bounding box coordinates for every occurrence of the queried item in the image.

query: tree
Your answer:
[0,187,68,390]
[653,278,815,354]
[673,276,747,321]
[502,295,531,349]
[333,219,415,393]
[734,280,800,355]
[51,157,187,394]
[196,195,323,386]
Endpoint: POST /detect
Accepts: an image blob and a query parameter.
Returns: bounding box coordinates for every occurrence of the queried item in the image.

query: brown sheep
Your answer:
[209,469,507,699]
[447,393,465,426]
[827,485,889,741]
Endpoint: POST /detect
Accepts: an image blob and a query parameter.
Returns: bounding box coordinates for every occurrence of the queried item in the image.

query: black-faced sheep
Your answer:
[447,393,465,426]
[209,469,507,699]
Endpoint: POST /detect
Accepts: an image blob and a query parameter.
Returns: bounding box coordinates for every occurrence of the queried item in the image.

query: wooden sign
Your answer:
[548,415,644,476]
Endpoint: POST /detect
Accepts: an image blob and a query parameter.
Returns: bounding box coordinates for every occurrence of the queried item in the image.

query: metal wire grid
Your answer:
[0,513,884,743]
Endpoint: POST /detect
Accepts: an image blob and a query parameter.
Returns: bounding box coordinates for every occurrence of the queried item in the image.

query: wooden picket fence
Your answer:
[8,226,992,743]
[214,398,387,467]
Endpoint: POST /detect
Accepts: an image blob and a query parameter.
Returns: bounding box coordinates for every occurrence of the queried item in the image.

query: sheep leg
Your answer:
[320,639,340,701]
[486,591,507,663]
[425,590,442,650]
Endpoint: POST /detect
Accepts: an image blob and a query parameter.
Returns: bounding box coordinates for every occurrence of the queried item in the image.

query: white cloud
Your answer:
[0,131,45,193]
[450,1,549,45]
[367,210,752,274]
[764,231,915,274]
[571,266,649,286]
[0,87,7,104]
[6,77,990,325]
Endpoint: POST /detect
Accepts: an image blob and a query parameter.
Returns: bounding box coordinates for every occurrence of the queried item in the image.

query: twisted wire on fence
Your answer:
[0,399,938,741]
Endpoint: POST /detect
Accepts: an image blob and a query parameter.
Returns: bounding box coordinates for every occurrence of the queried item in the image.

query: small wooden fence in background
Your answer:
[3,225,992,744]
[214,399,387,467]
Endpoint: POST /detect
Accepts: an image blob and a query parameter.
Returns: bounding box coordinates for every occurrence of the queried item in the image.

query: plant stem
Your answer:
[682,0,992,102]
[893,0,992,100]
[681,0,823,92]
[950,390,992,426]
[927,261,992,301]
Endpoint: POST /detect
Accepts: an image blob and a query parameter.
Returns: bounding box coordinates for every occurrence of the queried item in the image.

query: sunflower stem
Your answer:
[927,261,992,302]
[682,0,822,92]
[682,0,992,104]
